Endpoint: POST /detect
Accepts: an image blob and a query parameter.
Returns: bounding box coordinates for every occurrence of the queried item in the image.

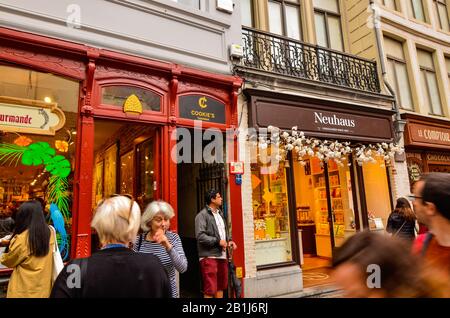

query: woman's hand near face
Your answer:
[152,228,173,251]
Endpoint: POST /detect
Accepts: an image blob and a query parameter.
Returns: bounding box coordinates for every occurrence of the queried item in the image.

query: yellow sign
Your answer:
[123,94,143,115]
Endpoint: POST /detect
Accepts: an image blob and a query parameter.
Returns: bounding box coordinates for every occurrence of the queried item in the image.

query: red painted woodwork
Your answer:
[0,27,245,280]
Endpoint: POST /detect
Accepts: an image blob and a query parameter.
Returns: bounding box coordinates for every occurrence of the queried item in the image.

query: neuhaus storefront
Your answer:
[403,113,450,188]
[245,90,396,291]
[0,27,245,297]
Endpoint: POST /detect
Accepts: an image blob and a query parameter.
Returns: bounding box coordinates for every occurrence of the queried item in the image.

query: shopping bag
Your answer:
[50,226,64,283]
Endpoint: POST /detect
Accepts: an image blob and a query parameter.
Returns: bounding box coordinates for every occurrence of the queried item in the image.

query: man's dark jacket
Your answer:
[195,206,231,258]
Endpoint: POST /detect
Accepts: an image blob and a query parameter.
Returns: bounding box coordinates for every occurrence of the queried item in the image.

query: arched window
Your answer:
[101,86,161,112]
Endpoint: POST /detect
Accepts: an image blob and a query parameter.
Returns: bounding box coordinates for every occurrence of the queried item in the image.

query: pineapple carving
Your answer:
[123,94,143,115]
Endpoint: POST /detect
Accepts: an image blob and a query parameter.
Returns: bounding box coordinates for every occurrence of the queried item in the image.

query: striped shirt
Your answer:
[133,231,188,298]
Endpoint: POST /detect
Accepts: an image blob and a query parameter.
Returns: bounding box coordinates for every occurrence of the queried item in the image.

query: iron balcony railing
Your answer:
[240,27,381,93]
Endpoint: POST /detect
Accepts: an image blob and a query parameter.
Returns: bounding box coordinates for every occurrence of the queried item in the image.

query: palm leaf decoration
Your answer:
[47,175,71,221]
[0,141,72,244]
[0,143,26,167]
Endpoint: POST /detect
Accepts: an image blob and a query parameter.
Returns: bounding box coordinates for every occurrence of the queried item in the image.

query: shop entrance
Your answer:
[292,155,357,288]
[91,118,161,251]
[176,128,226,298]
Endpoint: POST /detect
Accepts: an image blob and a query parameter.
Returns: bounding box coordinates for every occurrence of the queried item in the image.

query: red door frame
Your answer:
[0,27,245,285]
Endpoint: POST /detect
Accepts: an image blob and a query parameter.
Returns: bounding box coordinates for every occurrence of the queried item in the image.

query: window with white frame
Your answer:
[313,0,344,51]
[434,0,450,31]
[384,37,413,110]
[417,49,443,115]
[241,0,254,27]
[268,0,303,41]
[407,0,427,22]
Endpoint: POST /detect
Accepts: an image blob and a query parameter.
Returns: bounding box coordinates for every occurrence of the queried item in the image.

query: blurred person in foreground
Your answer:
[411,173,450,285]
[332,230,449,298]
[51,195,170,298]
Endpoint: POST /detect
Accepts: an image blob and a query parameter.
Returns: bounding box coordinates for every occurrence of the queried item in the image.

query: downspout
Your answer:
[369,0,406,144]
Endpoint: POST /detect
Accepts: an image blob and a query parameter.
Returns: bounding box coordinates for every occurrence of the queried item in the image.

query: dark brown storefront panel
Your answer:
[248,95,394,143]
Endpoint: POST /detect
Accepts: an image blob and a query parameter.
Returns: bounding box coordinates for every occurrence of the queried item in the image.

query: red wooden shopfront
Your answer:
[0,27,244,289]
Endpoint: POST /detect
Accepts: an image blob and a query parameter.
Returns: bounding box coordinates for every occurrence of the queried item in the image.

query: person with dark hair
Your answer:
[195,189,237,298]
[411,172,450,285]
[0,200,56,298]
[386,197,416,241]
[332,230,449,297]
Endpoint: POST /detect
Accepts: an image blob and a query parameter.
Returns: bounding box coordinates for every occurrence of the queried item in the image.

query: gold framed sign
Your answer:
[0,96,66,135]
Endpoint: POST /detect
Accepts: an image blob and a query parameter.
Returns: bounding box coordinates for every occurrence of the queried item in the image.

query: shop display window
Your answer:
[362,157,392,231]
[251,147,293,266]
[0,65,80,261]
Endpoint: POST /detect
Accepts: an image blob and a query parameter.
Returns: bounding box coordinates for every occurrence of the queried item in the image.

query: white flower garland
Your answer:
[257,126,403,167]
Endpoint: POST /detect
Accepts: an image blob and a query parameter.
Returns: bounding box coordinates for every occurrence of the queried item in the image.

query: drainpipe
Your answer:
[369,0,406,144]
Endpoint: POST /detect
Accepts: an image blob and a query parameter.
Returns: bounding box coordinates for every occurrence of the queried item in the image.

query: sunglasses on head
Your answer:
[97,194,134,223]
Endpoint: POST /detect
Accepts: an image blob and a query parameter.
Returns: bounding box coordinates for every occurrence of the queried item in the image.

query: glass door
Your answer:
[293,155,357,259]
[325,156,357,249]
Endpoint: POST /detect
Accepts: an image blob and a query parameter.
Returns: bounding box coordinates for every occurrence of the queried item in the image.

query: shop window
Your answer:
[407,0,427,22]
[0,65,80,261]
[384,36,413,110]
[314,0,344,51]
[417,49,443,115]
[293,155,356,260]
[361,157,392,231]
[434,0,450,31]
[242,0,254,27]
[268,0,303,41]
[101,86,161,112]
[251,147,293,266]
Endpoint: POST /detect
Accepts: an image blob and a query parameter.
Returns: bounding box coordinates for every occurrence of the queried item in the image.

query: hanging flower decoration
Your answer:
[14,136,32,147]
[258,126,403,167]
[55,140,69,153]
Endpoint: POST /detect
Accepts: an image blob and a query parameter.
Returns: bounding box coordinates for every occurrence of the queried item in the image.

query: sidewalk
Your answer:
[273,284,343,298]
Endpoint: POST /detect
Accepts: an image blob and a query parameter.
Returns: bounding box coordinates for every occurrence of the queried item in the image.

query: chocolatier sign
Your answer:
[407,122,450,149]
[251,98,394,142]
[178,95,226,124]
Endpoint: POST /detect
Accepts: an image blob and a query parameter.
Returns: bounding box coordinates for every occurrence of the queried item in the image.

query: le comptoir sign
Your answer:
[0,96,66,136]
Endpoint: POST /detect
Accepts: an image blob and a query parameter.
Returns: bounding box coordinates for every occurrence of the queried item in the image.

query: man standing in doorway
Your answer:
[195,189,237,298]
[411,173,450,287]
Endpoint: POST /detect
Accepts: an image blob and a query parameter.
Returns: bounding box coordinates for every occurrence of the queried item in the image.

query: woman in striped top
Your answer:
[134,200,187,298]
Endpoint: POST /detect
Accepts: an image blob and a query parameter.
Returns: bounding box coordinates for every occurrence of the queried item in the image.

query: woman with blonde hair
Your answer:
[51,195,170,298]
[134,200,187,298]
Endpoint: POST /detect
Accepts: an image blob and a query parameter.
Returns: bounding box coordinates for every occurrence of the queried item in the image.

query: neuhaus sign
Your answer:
[250,97,394,142]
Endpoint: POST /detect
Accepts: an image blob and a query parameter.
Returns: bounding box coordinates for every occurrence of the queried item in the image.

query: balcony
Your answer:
[239,27,381,93]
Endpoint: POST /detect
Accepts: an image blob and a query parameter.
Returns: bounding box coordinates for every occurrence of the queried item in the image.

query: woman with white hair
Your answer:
[51,195,171,298]
[134,200,187,298]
